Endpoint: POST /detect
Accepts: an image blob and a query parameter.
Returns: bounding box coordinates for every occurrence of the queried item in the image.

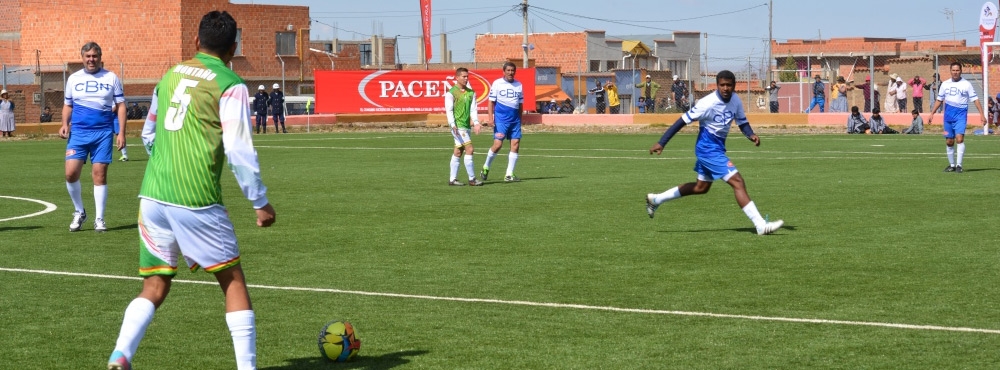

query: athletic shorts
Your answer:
[493,120,522,141]
[942,105,968,139]
[137,198,241,277]
[66,129,114,164]
[452,127,472,148]
[693,154,738,182]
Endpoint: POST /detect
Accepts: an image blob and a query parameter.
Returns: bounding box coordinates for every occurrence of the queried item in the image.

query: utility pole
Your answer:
[768,0,772,83]
[36,49,42,107]
[522,0,529,68]
[941,8,956,40]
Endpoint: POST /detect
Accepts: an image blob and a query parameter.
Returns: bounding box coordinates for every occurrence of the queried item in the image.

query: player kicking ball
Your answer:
[645,70,783,235]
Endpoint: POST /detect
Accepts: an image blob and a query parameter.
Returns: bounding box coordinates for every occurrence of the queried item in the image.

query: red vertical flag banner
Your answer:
[420,0,432,62]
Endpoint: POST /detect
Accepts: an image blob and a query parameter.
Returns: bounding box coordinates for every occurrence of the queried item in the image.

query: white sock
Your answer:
[121,147,129,157]
[226,310,257,370]
[66,181,84,213]
[449,155,460,181]
[956,143,965,166]
[506,152,519,176]
[742,201,765,229]
[113,298,156,361]
[946,145,955,166]
[652,186,682,204]
[94,185,107,219]
[463,155,476,180]
[485,150,497,168]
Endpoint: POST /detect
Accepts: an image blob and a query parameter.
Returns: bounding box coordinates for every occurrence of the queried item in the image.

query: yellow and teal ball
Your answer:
[318,320,361,362]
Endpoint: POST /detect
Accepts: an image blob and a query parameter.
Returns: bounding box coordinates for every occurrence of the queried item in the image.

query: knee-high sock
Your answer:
[506,153,519,176]
[67,181,84,213]
[651,186,682,205]
[742,201,765,229]
[449,155,460,181]
[120,147,128,157]
[113,298,156,361]
[94,185,107,219]
[226,310,257,370]
[463,155,476,180]
[947,145,955,166]
[956,143,965,166]
[484,150,497,168]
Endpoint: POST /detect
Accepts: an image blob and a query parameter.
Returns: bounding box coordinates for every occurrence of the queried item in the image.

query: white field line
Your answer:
[2,267,999,335]
[0,196,58,222]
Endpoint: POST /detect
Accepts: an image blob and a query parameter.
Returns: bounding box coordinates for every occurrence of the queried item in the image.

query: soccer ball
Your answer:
[318,320,361,362]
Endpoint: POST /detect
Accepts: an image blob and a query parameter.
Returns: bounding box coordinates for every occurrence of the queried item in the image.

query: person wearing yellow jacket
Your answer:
[606,81,621,114]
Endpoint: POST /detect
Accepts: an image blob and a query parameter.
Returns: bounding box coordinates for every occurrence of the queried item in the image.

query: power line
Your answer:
[530,5,767,41]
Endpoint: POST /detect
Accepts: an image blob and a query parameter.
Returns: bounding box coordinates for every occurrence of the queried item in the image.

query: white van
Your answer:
[284,96,315,116]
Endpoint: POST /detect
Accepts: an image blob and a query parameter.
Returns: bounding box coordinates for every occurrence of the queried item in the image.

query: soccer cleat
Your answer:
[69,211,87,232]
[480,165,490,181]
[94,218,107,232]
[107,350,131,370]
[448,179,466,186]
[504,175,520,182]
[645,194,659,218]
[956,165,963,173]
[469,178,484,186]
[943,165,956,172]
[119,155,129,162]
[756,220,784,235]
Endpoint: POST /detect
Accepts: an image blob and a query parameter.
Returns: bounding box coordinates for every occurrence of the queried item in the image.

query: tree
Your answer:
[779,55,797,82]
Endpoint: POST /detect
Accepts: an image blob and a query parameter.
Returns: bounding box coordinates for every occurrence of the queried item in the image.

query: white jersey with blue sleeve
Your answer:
[488,78,523,124]
[64,68,125,131]
[936,78,977,123]
[682,91,749,156]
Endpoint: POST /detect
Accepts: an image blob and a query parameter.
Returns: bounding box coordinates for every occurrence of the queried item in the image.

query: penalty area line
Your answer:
[0,195,58,222]
[3,267,999,335]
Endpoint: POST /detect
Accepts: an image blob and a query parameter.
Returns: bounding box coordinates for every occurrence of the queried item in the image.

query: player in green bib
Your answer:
[445,67,483,186]
[107,11,276,370]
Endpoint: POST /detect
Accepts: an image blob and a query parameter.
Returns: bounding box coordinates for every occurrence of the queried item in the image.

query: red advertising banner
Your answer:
[315,69,536,114]
[980,2,998,67]
[420,0,432,62]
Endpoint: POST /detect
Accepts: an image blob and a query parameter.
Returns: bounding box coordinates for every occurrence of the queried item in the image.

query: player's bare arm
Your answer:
[59,105,72,139]
[116,101,128,150]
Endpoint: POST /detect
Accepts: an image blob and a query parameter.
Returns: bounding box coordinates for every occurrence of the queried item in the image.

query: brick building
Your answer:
[0,0,320,124]
[309,37,398,71]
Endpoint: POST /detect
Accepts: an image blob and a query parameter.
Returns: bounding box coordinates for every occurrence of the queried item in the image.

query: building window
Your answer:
[589,60,601,72]
[323,43,333,53]
[359,43,372,66]
[276,32,296,56]
[667,60,687,79]
[298,84,315,95]
[234,29,243,56]
[606,60,617,70]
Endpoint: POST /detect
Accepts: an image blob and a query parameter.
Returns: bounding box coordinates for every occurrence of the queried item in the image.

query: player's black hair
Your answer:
[950,61,962,71]
[455,67,469,75]
[716,70,736,83]
[851,106,859,113]
[198,11,238,56]
[502,61,517,71]
[81,42,102,57]
[872,107,880,114]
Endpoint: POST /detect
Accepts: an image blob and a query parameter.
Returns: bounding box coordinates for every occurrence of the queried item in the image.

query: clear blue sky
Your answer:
[233,0,985,72]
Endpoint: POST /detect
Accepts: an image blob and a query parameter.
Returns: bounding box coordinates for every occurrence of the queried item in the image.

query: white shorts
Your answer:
[452,128,472,148]
[137,198,240,276]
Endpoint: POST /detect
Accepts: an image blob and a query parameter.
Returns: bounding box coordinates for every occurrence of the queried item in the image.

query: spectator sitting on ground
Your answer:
[902,109,923,134]
[40,106,53,123]
[558,98,574,114]
[869,108,898,134]
[846,105,870,134]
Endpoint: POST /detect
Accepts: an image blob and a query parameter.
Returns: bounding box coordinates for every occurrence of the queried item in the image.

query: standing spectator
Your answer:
[928,62,986,173]
[902,109,923,134]
[40,106,53,123]
[671,75,689,111]
[589,80,606,114]
[252,85,269,134]
[269,83,286,133]
[846,106,870,134]
[928,73,943,113]
[0,90,14,137]
[805,75,825,113]
[636,97,645,114]
[106,12,276,370]
[883,75,899,113]
[909,75,927,113]
[482,61,524,183]
[853,76,880,113]
[764,81,780,113]
[606,81,621,114]
[445,67,483,186]
[893,77,908,112]
[58,41,127,233]
[830,76,849,112]
[634,75,660,113]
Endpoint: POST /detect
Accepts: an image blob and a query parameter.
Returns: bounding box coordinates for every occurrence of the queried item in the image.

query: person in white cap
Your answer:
[634,74,660,113]
[893,77,908,112]
[670,75,689,112]
[0,89,14,137]
[253,84,269,134]
[269,83,286,133]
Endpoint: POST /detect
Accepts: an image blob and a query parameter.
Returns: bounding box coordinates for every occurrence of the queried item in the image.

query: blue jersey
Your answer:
[682,91,748,157]
[64,68,125,131]
[488,78,523,124]
[937,78,978,123]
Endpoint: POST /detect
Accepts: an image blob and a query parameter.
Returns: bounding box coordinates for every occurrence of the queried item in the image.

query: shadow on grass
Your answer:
[656,224,796,234]
[961,168,1000,172]
[0,226,43,232]
[105,223,139,232]
[482,176,566,185]
[261,350,429,370]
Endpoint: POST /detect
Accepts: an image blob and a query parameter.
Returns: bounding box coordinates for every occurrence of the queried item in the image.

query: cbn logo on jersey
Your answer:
[75,81,114,92]
[713,110,735,123]
[942,87,967,97]
[496,88,522,99]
